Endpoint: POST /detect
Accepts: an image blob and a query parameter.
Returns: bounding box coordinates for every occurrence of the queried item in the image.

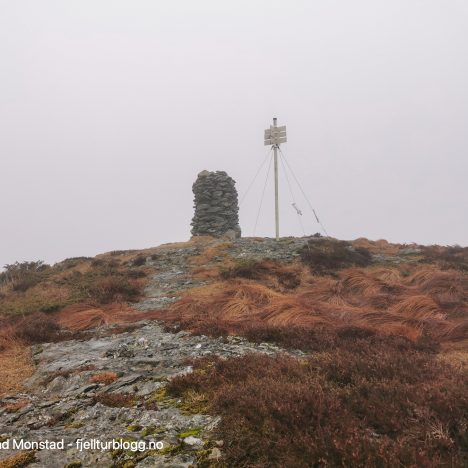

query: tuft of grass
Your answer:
[176,389,210,415]
[178,427,202,438]
[158,257,468,347]
[89,371,118,385]
[3,399,29,413]
[188,242,233,268]
[0,341,34,396]
[0,451,37,468]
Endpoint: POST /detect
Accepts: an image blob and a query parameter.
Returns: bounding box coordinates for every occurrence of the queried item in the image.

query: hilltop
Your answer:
[0,236,467,467]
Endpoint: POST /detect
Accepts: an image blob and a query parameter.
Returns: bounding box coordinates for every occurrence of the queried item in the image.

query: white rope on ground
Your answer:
[239,147,273,206]
[253,153,273,236]
[279,152,307,237]
[278,147,330,237]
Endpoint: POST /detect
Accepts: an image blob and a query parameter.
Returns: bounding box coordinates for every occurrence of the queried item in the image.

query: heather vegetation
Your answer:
[0,237,466,466]
[168,344,467,467]
[0,251,153,396]
[0,255,147,317]
[299,238,372,274]
[157,238,468,466]
[421,244,468,271]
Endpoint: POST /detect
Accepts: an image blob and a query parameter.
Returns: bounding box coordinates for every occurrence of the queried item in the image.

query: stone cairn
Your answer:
[191,170,241,238]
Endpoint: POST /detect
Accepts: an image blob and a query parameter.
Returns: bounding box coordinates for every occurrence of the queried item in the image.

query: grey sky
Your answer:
[1,1,467,266]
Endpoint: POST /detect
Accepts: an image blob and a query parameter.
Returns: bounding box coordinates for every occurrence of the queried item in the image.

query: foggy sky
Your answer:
[1,1,467,267]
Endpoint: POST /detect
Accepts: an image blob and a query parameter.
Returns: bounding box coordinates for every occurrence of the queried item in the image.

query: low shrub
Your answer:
[220,258,301,290]
[132,255,147,267]
[220,258,270,280]
[0,261,48,286]
[168,343,467,467]
[86,276,141,303]
[14,312,61,344]
[12,276,41,292]
[126,269,147,279]
[0,260,49,293]
[93,392,134,408]
[421,245,468,271]
[299,238,372,274]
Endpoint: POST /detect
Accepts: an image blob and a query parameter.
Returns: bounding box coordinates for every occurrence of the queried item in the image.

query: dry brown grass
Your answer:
[159,261,468,348]
[89,371,118,385]
[188,241,233,268]
[0,451,37,468]
[0,340,34,397]
[191,266,221,281]
[56,302,162,332]
[3,399,29,413]
[352,237,405,255]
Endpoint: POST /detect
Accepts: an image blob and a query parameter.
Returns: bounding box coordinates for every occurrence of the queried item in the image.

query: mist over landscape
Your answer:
[1,3,468,467]
[1,1,467,264]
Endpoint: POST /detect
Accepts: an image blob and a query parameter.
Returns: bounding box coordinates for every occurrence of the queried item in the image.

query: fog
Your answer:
[1,1,467,266]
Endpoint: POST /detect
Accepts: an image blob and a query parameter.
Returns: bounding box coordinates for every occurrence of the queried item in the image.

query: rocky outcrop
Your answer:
[0,322,289,467]
[0,237,313,467]
[191,170,241,238]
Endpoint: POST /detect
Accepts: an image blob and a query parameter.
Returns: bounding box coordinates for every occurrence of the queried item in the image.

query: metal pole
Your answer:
[273,117,279,240]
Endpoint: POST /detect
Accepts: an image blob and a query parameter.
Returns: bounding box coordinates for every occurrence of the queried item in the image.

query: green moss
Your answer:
[0,297,69,316]
[110,437,139,460]
[64,462,83,468]
[122,462,136,468]
[156,444,182,456]
[174,390,210,415]
[178,427,202,438]
[150,375,167,382]
[140,425,165,437]
[147,386,177,406]
[126,424,143,432]
[65,421,84,429]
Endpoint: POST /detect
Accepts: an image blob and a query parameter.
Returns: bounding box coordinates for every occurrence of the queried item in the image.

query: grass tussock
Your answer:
[160,260,468,347]
[55,303,162,332]
[188,242,233,268]
[167,339,468,467]
[89,371,118,385]
[0,451,37,468]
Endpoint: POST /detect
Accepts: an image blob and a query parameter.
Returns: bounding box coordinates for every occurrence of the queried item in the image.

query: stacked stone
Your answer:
[191,170,241,238]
